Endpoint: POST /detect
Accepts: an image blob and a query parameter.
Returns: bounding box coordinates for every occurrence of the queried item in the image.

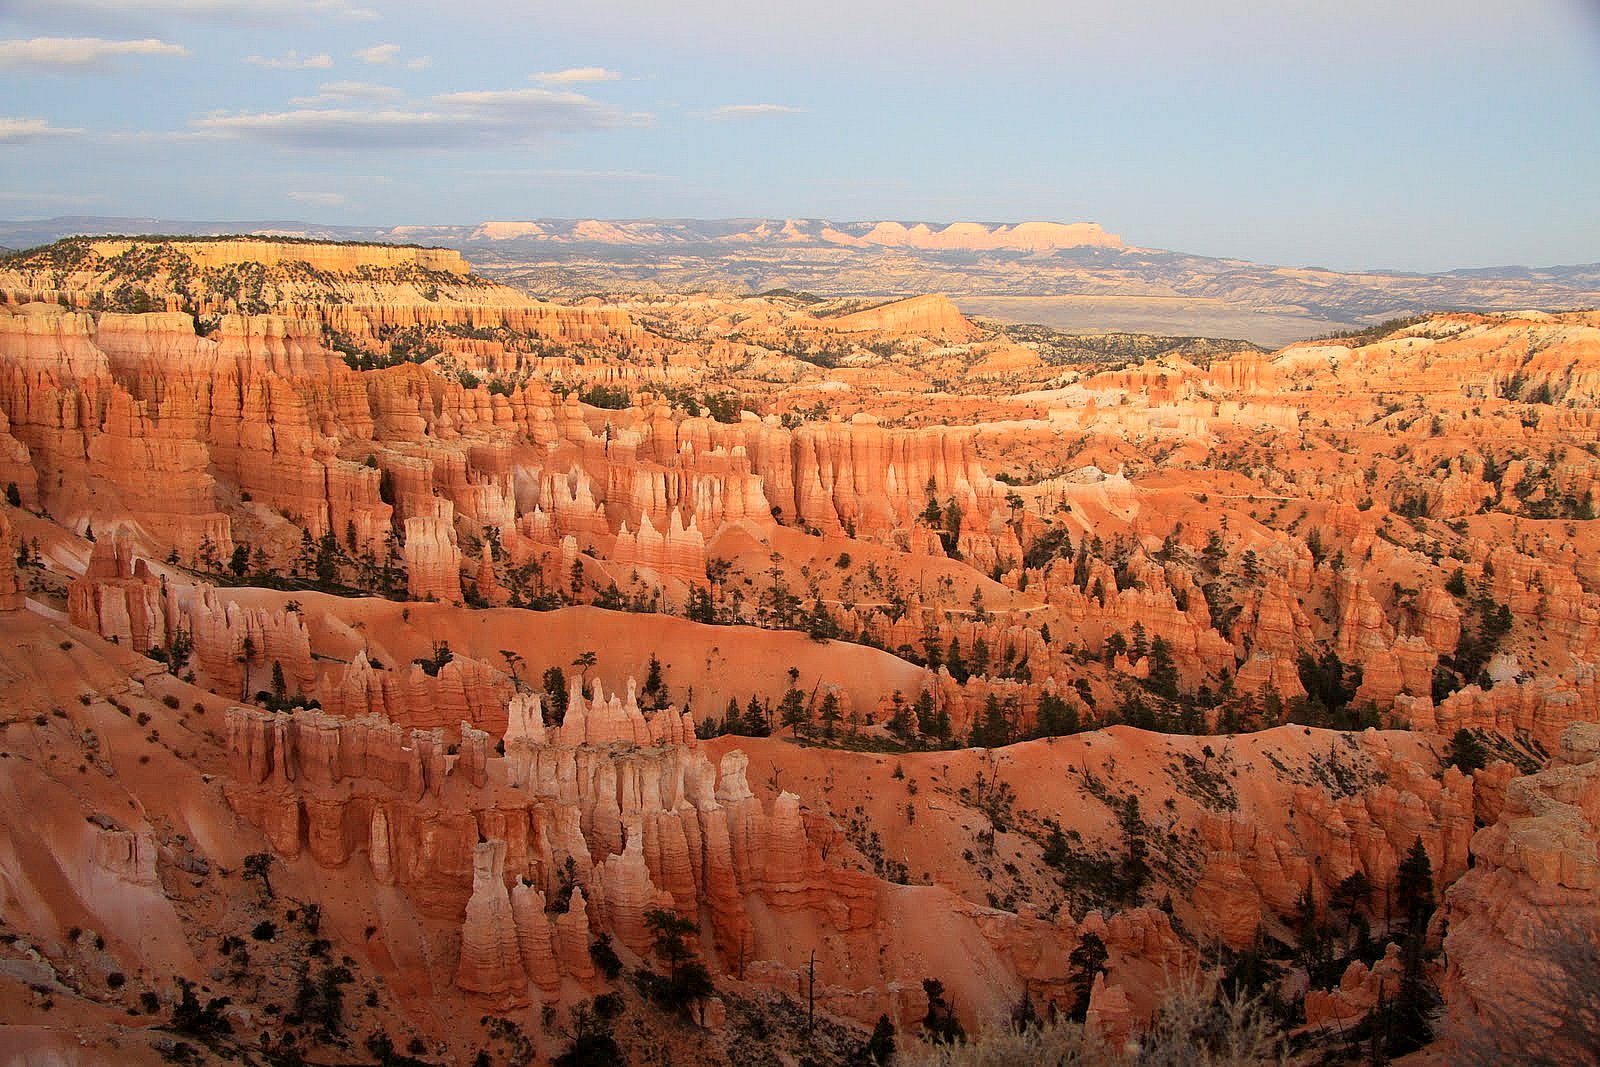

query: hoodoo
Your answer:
[0,231,1597,1063]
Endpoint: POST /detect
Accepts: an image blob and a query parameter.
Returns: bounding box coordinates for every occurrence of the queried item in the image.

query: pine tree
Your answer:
[946,636,969,684]
[1394,836,1436,929]
[970,636,990,678]
[542,667,569,725]
[744,694,768,736]
[819,691,841,739]
[1067,933,1107,1021]
[868,1014,895,1064]
[779,685,809,735]
[972,694,1012,748]
[913,690,937,736]
[642,653,667,709]
[1445,728,1489,774]
[920,978,964,1044]
[1035,692,1079,737]
[1146,636,1180,699]
[887,692,916,739]
[720,698,743,736]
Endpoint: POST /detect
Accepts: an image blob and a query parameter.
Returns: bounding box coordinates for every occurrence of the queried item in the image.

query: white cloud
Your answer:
[245,50,334,70]
[192,86,650,149]
[469,167,668,181]
[705,103,803,120]
[532,67,621,86]
[290,80,403,105]
[286,191,348,208]
[0,37,189,70]
[0,117,85,143]
[28,0,378,20]
[354,43,401,64]
[355,44,429,68]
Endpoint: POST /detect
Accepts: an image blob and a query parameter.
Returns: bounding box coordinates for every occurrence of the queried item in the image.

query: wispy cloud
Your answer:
[704,103,803,120]
[192,87,650,150]
[286,190,348,207]
[469,167,670,181]
[354,42,429,69]
[0,37,188,71]
[290,80,402,105]
[245,50,333,70]
[532,67,621,86]
[0,117,86,143]
[29,0,378,20]
[354,43,400,64]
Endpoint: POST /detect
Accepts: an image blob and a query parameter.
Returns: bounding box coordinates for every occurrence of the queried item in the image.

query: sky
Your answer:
[0,0,1597,272]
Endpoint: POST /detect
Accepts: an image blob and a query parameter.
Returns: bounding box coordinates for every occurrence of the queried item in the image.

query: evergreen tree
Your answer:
[686,584,715,623]
[913,689,937,736]
[721,698,743,736]
[642,653,667,708]
[970,635,990,678]
[887,692,916,740]
[819,690,841,739]
[542,667,569,725]
[1035,691,1080,737]
[1146,636,1180,699]
[1067,933,1108,1022]
[946,636,969,684]
[779,685,810,735]
[1394,836,1436,930]
[920,978,964,1044]
[1129,621,1149,662]
[867,1014,895,1064]
[292,529,313,578]
[922,622,943,669]
[1445,728,1489,774]
[972,694,1012,748]
[744,694,769,737]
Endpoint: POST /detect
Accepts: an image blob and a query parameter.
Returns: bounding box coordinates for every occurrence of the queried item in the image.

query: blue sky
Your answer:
[1,0,1597,271]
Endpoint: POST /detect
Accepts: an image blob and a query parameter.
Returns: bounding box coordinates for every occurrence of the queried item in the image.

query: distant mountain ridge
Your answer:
[0,215,1126,252]
[428,218,1128,252]
[2,216,1595,345]
[3,214,1595,277]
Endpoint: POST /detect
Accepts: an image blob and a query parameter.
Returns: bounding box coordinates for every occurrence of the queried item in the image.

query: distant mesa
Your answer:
[827,294,984,343]
[851,220,1125,252]
[86,236,471,275]
[464,217,1127,252]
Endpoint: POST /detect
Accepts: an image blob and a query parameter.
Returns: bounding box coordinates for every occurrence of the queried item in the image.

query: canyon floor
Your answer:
[0,235,1597,1065]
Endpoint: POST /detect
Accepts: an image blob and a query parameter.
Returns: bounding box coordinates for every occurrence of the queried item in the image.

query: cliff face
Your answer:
[827,295,984,343]
[0,508,21,610]
[87,238,471,275]
[11,243,1596,752]
[1191,746,1474,948]
[219,692,1148,1031]
[4,238,1600,1061]
[1438,723,1600,1058]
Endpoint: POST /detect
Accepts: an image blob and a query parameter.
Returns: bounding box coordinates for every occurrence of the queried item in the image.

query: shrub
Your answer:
[589,934,622,981]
